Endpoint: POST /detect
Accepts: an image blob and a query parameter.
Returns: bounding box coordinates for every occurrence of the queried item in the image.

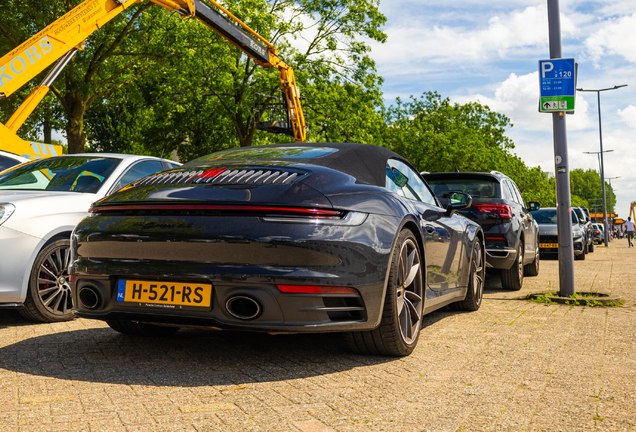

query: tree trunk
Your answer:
[43,119,52,143]
[65,95,86,154]
[238,123,256,147]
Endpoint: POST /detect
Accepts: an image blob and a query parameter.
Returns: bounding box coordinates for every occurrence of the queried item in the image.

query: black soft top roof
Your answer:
[189,143,412,187]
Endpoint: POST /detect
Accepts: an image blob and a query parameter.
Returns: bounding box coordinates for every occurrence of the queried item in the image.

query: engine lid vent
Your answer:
[135,167,304,187]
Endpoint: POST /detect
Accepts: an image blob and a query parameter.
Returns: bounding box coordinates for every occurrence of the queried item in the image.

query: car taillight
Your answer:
[89,204,342,216]
[277,285,360,295]
[88,204,368,226]
[474,204,513,220]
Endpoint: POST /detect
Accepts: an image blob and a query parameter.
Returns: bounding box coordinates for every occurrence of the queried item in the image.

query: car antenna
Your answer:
[454,166,459,172]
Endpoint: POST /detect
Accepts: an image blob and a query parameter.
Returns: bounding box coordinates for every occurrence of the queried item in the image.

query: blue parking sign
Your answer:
[539,58,576,112]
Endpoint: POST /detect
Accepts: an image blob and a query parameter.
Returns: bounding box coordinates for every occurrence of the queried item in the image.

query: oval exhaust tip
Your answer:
[225,295,262,320]
[79,286,100,310]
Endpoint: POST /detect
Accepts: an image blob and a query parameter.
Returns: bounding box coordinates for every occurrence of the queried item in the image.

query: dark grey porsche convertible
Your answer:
[70,143,485,356]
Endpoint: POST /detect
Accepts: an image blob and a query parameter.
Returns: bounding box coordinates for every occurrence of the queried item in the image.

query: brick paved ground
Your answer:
[1,240,635,431]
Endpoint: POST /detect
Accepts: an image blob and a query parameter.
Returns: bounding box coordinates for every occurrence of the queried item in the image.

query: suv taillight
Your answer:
[474,204,513,220]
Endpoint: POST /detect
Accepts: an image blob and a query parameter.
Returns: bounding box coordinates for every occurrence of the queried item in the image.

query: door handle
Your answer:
[425,226,436,234]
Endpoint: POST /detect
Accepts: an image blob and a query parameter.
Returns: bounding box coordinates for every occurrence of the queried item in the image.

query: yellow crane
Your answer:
[630,202,636,222]
[0,0,306,160]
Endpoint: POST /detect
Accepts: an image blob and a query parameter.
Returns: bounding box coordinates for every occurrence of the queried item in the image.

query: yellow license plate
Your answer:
[539,243,558,248]
[117,280,212,307]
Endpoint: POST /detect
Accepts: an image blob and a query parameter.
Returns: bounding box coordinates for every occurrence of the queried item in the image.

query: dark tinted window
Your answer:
[0,155,20,172]
[426,176,500,199]
[118,160,165,189]
[533,209,579,224]
[573,208,586,222]
[0,156,121,193]
[504,180,519,204]
[532,209,557,224]
[386,159,436,205]
[511,182,526,207]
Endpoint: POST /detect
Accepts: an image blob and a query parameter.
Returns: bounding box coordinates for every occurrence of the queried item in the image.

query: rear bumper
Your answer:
[71,212,400,333]
[484,247,516,269]
[538,239,584,255]
[72,277,384,333]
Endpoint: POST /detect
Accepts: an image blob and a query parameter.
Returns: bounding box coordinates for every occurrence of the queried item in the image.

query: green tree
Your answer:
[381,92,515,173]
[85,0,387,160]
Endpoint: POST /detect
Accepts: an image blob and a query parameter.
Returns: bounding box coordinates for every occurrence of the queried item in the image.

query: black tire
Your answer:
[589,240,595,252]
[106,320,180,336]
[524,240,540,277]
[19,238,74,323]
[501,240,524,291]
[451,237,484,311]
[575,250,586,261]
[344,229,424,356]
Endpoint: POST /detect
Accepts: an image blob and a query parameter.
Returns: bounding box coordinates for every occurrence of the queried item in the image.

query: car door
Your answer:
[512,181,537,263]
[507,180,536,264]
[386,159,464,294]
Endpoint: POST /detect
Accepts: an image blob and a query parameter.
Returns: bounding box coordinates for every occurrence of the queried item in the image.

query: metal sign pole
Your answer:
[547,0,575,296]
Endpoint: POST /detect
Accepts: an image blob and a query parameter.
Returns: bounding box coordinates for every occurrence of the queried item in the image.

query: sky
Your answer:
[366,0,636,218]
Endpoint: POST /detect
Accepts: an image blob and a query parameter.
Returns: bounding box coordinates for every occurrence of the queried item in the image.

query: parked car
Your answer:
[572,206,594,253]
[0,154,180,322]
[70,143,486,357]
[421,171,540,291]
[592,223,604,244]
[0,150,28,172]
[532,208,587,259]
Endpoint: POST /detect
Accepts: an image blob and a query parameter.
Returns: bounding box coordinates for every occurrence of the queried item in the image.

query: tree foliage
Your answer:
[83,0,387,160]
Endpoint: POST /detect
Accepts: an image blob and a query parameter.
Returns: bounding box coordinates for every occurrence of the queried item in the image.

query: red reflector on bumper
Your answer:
[277,285,359,295]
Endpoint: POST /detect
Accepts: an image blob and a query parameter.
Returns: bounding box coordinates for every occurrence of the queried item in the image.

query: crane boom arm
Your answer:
[0,0,305,161]
[0,0,195,99]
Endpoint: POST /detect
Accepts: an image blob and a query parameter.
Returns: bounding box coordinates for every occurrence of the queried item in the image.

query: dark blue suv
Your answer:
[422,171,540,290]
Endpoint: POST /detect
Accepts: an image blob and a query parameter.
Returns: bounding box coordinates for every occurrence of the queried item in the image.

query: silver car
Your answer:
[0,154,180,322]
[531,207,587,260]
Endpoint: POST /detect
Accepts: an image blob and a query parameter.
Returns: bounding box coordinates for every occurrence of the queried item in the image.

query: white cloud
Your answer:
[585,13,636,64]
[618,105,636,129]
[451,72,592,132]
[370,6,554,75]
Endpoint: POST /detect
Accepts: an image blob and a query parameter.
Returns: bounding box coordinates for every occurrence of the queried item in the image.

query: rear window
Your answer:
[533,209,578,225]
[425,177,500,198]
[191,147,338,162]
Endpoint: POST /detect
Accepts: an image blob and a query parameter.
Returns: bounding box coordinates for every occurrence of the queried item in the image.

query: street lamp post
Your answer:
[577,84,628,247]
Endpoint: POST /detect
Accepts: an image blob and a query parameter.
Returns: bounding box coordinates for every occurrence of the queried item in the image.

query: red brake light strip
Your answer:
[277,285,359,295]
[90,204,341,217]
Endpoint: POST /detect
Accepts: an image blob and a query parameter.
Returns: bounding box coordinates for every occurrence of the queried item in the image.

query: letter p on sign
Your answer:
[541,61,554,78]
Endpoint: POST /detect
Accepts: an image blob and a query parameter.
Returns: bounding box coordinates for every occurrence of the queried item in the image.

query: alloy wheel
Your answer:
[396,238,423,344]
[517,243,524,281]
[37,243,73,316]
[472,241,485,305]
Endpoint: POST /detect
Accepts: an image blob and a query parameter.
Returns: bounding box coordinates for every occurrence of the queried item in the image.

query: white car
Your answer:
[0,150,29,172]
[0,153,180,322]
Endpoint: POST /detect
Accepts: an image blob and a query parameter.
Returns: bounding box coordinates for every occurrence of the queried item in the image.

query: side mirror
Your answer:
[528,201,541,211]
[445,192,472,217]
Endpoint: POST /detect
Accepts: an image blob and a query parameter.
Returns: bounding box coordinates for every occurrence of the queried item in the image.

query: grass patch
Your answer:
[525,292,624,307]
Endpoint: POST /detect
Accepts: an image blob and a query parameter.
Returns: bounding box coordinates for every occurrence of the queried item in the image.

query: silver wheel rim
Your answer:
[396,238,423,344]
[472,242,484,305]
[37,244,72,316]
[517,243,524,280]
